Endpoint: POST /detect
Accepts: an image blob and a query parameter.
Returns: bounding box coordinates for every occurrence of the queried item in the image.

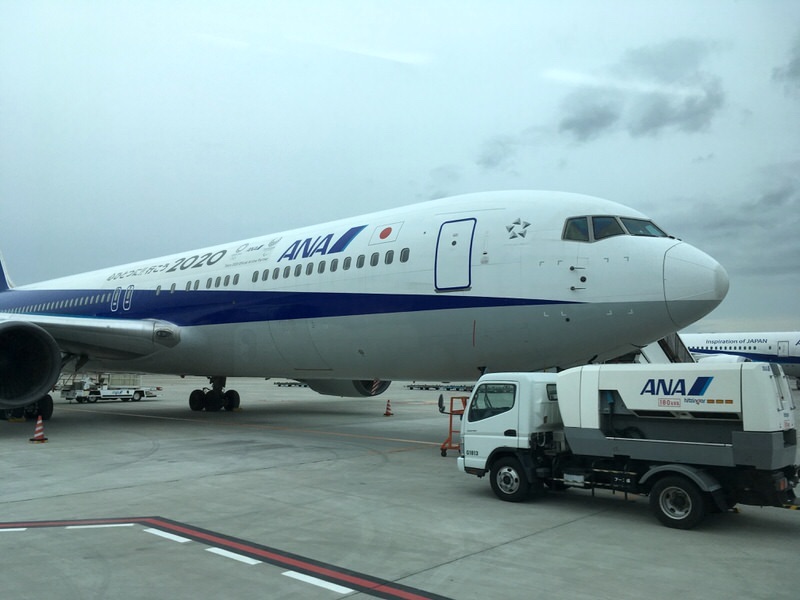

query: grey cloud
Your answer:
[558,92,623,142]
[557,38,724,142]
[772,32,800,94]
[627,77,724,136]
[663,170,800,278]
[425,164,462,199]
[476,135,520,170]
[618,38,712,83]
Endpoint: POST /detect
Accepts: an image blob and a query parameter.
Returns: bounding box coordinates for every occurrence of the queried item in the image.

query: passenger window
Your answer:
[306,263,314,276]
[370,252,379,267]
[251,271,259,283]
[385,250,394,264]
[356,255,365,268]
[283,266,291,278]
[400,248,410,262]
[272,268,280,280]
[343,257,352,270]
[330,258,338,272]
[262,269,269,281]
[592,216,625,240]
[467,383,516,422]
[318,261,326,274]
[294,264,302,277]
[563,217,590,242]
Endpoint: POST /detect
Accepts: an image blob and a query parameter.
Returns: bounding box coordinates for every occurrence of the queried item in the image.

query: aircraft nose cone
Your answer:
[663,242,729,328]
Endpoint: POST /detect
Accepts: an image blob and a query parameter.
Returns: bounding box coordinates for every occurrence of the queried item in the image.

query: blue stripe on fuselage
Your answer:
[0,288,576,328]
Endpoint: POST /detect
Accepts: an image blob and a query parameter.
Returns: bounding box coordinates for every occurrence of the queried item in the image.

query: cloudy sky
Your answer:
[1,1,798,332]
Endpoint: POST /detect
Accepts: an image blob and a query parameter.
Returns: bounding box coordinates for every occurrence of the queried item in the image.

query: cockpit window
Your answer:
[563,214,669,242]
[620,217,668,237]
[592,216,625,240]
[563,217,590,241]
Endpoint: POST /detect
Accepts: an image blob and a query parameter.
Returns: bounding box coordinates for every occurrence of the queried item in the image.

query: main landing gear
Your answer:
[188,376,241,412]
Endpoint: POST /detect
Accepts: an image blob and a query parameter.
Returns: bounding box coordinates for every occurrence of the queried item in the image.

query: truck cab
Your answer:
[459,373,561,498]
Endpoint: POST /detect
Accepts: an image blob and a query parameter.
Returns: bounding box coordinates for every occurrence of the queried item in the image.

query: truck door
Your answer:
[435,218,476,291]
[462,381,520,471]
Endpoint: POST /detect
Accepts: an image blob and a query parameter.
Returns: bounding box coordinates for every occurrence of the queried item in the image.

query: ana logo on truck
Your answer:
[640,376,714,397]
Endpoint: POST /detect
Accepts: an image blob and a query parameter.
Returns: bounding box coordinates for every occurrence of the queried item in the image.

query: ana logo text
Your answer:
[278,225,366,262]
[640,376,714,396]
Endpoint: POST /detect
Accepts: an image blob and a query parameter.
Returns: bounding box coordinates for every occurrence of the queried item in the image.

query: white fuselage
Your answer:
[1,191,729,382]
[681,332,800,378]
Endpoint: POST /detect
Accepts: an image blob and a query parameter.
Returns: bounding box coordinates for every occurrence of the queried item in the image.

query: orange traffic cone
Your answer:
[383,399,394,417]
[29,415,47,443]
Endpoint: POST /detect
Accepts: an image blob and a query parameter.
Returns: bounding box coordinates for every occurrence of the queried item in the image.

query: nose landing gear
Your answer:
[188,376,241,412]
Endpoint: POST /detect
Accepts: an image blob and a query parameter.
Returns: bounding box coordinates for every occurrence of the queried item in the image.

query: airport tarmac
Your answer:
[1,377,798,600]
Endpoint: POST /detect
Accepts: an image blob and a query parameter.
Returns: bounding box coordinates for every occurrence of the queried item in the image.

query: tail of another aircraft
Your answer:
[0,252,13,291]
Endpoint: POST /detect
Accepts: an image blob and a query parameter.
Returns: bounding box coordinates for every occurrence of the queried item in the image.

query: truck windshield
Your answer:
[467,383,516,422]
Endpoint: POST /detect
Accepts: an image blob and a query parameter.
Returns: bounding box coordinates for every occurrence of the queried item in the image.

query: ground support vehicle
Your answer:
[60,373,160,403]
[458,363,799,529]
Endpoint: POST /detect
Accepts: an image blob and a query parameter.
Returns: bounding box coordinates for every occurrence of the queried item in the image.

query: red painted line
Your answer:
[0,517,452,600]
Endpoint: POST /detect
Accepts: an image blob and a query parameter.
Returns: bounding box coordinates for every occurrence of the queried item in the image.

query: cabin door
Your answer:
[435,218,476,291]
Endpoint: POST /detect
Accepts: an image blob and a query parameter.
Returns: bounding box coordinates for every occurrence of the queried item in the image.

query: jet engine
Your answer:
[301,379,392,398]
[0,321,62,409]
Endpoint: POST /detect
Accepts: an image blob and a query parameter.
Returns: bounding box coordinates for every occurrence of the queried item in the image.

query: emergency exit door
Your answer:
[435,218,476,291]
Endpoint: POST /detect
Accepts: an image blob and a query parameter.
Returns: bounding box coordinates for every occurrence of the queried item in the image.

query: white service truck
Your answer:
[60,373,160,403]
[458,363,799,529]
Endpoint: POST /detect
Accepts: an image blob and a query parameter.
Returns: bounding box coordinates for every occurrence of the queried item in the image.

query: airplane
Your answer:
[680,332,800,388]
[0,190,729,418]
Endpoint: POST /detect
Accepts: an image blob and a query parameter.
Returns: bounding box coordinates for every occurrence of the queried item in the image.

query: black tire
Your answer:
[189,389,206,411]
[205,390,223,412]
[489,456,530,502]
[132,391,143,402]
[39,395,54,420]
[223,390,240,411]
[649,475,707,529]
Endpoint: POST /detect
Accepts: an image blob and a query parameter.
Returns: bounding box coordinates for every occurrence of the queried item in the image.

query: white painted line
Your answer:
[143,528,191,543]
[66,524,136,529]
[0,528,27,532]
[282,571,354,594]
[206,547,262,565]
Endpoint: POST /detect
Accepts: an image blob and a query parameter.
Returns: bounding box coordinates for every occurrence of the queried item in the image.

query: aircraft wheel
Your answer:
[490,456,530,502]
[189,389,205,411]
[649,475,706,529]
[223,390,240,411]
[205,390,224,412]
[39,395,54,420]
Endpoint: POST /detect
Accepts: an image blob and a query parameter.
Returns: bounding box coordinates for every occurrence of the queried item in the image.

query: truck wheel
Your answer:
[490,457,530,502]
[649,475,706,529]
[132,391,143,401]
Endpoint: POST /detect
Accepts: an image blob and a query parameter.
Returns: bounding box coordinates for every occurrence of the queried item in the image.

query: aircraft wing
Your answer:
[0,313,180,360]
